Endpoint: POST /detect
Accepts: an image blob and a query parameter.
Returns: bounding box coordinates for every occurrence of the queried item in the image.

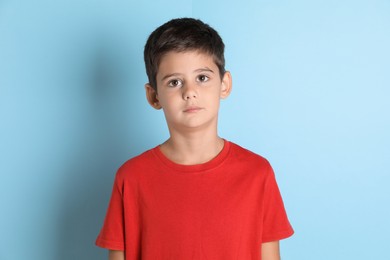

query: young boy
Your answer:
[96,18,293,260]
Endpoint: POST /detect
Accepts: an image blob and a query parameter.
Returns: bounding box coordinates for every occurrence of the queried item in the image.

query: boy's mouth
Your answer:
[183,106,203,113]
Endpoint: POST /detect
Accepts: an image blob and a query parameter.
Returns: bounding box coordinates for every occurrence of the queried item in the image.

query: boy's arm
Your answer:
[261,241,280,260]
[108,250,124,260]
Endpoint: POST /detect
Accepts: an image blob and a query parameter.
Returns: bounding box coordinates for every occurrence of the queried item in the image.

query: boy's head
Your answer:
[144,18,226,91]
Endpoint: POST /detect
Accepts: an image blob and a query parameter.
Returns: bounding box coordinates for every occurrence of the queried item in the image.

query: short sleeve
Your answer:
[261,164,294,242]
[95,173,125,250]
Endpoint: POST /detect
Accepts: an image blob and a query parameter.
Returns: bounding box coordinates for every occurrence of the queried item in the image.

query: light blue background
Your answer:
[1,0,389,259]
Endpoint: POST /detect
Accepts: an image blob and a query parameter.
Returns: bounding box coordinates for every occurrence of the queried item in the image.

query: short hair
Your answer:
[144,18,226,90]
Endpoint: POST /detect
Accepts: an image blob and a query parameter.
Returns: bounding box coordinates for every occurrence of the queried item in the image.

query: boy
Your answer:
[96,18,293,260]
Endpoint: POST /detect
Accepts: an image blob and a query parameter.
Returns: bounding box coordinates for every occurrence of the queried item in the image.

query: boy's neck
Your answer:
[159,131,224,165]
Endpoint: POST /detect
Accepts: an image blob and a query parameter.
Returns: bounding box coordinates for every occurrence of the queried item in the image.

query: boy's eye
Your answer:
[197,75,209,82]
[168,79,183,87]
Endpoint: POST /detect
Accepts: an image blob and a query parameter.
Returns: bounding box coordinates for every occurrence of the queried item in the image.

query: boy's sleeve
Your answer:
[95,172,125,250]
[261,163,294,243]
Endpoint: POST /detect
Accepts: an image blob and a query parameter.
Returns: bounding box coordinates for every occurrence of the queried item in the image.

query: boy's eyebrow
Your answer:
[161,73,181,81]
[194,67,214,74]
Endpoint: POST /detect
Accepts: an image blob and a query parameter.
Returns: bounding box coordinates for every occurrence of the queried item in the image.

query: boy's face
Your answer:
[145,51,232,133]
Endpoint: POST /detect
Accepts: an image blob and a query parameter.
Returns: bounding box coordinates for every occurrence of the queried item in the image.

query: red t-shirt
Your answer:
[96,140,293,259]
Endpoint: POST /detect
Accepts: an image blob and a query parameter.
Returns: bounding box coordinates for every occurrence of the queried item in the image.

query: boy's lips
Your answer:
[183,106,203,113]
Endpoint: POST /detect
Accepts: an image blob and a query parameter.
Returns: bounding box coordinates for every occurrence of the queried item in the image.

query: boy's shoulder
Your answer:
[114,146,157,181]
[122,147,155,167]
[227,141,276,182]
[228,141,271,167]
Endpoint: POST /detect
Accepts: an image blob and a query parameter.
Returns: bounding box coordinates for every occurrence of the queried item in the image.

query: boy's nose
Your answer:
[182,84,198,100]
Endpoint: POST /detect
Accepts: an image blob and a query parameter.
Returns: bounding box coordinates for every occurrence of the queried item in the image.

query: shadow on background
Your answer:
[54,35,141,259]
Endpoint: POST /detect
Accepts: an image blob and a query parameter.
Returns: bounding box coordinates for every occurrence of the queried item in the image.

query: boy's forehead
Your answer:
[157,51,218,78]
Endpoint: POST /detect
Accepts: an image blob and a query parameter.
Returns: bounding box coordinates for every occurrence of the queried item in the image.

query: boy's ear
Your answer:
[145,83,162,110]
[220,71,232,99]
